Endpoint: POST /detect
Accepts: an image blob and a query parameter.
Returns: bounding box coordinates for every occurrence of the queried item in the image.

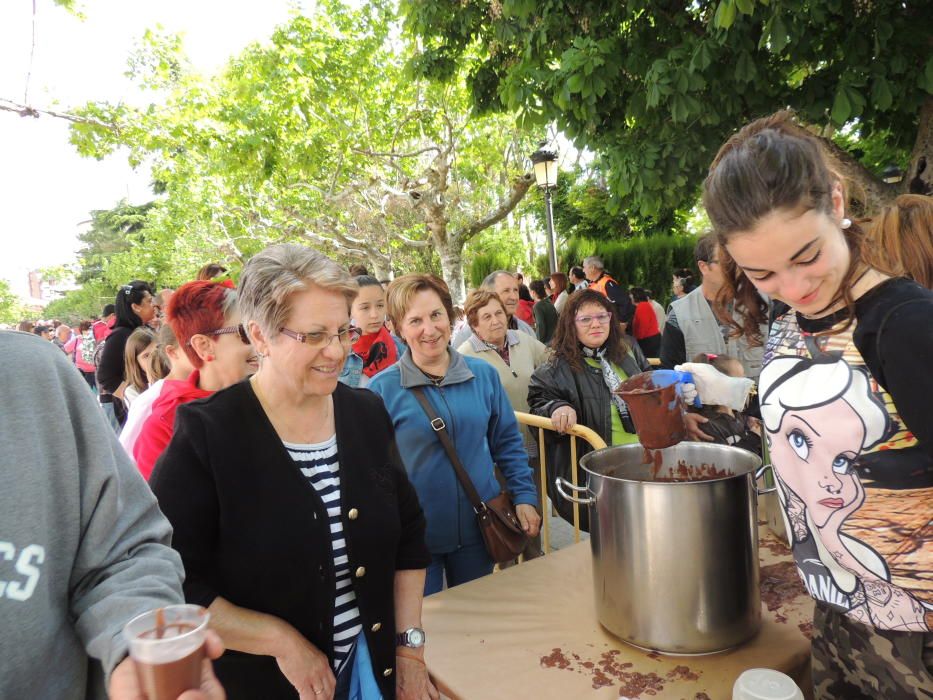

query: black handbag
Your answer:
[411,387,529,564]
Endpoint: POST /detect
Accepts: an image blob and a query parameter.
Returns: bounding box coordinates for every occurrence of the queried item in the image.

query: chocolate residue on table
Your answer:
[540,647,571,669]
[538,647,702,696]
[760,535,792,557]
[694,693,712,700]
[798,620,814,639]
[760,560,808,624]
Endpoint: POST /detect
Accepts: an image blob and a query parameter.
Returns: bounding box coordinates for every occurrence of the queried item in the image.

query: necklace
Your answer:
[420,369,445,386]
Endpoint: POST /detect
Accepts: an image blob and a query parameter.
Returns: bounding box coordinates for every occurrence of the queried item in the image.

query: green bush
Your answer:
[468,250,514,289]
[561,235,696,307]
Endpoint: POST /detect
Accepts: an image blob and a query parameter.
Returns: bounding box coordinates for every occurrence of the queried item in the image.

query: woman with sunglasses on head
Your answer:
[703,111,933,698]
[133,280,258,480]
[150,245,436,700]
[528,290,650,531]
[340,275,406,388]
[96,280,157,431]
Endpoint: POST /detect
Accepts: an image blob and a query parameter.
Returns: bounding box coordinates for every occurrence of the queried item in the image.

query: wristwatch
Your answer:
[395,627,426,648]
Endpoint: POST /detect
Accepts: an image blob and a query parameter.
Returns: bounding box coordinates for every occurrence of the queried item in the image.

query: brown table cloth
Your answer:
[422,524,814,699]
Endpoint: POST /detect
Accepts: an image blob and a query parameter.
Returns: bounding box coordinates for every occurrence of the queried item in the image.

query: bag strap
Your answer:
[410,386,486,513]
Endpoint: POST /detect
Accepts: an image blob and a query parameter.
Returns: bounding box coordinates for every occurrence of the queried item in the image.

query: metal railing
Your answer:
[513,412,607,553]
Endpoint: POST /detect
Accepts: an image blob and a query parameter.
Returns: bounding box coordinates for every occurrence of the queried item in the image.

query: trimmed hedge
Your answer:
[469,250,515,289]
[561,235,696,307]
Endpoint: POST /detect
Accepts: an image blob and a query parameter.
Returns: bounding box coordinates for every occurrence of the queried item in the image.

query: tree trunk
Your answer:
[819,135,897,216]
[906,94,933,196]
[438,245,466,306]
[368,257,390,281]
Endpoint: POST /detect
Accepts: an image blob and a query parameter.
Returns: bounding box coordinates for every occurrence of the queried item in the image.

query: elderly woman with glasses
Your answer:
[133,280,259,479]
[150,245,436,700]
[528,290,649,531]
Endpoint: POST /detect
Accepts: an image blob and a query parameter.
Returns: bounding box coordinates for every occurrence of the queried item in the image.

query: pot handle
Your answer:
[754,463,777,495]
[555,477,596,505]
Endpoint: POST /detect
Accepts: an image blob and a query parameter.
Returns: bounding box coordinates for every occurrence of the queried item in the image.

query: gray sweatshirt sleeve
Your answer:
[0,331,185,686]
[66,353,186,678]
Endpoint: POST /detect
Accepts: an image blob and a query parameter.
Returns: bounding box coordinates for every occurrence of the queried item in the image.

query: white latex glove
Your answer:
[675,363,754,411]
[680,382,698,406]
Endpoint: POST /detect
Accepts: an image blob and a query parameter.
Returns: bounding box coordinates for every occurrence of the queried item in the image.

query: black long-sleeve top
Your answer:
[150,380,431,699]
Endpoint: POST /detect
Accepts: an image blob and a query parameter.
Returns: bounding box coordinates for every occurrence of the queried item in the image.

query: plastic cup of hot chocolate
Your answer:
[123,604,210,700]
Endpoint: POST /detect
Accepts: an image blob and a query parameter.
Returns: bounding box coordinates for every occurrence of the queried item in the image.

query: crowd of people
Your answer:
[2,112,931,699]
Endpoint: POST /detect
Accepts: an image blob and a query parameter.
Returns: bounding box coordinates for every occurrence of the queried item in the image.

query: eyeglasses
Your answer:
[207,325,251,345]
[279,326,361,349]
[574,312,612,326]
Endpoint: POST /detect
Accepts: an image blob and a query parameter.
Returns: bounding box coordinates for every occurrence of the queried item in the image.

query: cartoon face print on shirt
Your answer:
[759,356,931,632]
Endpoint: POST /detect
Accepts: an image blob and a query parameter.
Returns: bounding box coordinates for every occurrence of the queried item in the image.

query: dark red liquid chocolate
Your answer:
[134,623,204,700]
[618,374,686,449]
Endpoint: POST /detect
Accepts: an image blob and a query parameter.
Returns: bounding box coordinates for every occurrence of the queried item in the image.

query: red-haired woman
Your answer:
[133,280,259,479]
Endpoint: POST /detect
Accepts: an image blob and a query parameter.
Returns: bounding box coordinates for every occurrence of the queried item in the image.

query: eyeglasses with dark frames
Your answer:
[279,326,361,349]
[204,325,251,345]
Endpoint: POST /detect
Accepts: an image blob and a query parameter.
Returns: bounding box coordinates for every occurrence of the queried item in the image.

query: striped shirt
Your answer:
[284,435,362,673]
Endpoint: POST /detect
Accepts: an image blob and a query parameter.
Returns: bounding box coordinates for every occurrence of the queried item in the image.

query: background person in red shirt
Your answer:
[630,287,661,358]
[133,280,259,479]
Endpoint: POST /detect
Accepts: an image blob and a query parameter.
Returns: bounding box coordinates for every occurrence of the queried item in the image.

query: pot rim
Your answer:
[578,443,762,486]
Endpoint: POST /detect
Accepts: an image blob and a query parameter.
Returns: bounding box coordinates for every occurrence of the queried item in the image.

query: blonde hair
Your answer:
[385,274,454,334]
[238,244,359,337]
[870,194,933,289]
[123,327,156,393]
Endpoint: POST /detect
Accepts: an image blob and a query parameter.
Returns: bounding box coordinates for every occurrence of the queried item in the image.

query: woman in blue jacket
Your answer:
[369,274,541,595]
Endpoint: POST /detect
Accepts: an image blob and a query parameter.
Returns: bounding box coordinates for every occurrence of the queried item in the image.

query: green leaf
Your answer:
[923,56,933,94]
[671,94,689,123]
[734,51,757,83]
[690,42,713,72]
[769,14,789,53]
[871,77,893,112]
[567,73,584,94]
[831,88,851,125]
[714,0,737,30]
[735,0,754,15]
[646,83,661,108]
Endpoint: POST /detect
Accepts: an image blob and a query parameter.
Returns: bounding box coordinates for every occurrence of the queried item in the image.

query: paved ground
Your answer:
[543,503,589,552]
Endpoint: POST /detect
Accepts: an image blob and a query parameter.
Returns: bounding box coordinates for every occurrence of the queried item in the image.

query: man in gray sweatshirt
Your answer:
[0,330,221,699]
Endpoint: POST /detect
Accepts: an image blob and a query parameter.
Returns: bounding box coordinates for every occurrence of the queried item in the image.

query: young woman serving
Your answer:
[703,111,933,698]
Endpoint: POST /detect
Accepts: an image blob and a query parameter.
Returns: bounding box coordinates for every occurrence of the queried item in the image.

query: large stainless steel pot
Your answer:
[556,442,774,654]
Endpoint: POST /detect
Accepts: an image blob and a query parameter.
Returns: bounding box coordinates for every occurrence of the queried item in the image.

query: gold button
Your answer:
[371,622,382,632]
[355,566,366,578]
[383,668,393,677]
[348,508,359,520]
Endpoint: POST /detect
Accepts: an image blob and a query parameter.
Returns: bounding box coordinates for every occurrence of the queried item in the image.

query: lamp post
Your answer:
[530,141,559,275]
[881,164,904,185]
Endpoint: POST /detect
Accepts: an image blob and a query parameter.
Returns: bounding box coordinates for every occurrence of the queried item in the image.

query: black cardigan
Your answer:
[150,379,431,700]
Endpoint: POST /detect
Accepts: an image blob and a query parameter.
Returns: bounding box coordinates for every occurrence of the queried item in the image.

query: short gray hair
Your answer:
[481,270,516,290]
[583,256,605,271]
[238,243,359,337]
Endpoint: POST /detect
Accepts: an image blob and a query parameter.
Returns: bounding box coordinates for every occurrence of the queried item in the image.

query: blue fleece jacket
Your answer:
[369,348,537,553]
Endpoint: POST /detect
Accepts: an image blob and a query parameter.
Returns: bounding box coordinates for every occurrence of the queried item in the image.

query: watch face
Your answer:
[408,628,425,646]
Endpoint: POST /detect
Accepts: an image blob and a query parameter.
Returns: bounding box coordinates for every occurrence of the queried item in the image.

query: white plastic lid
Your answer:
[733,669,804,700]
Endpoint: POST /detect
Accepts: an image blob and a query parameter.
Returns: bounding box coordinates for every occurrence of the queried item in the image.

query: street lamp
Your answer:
[881,164,904,184]
[530,141,559,275]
